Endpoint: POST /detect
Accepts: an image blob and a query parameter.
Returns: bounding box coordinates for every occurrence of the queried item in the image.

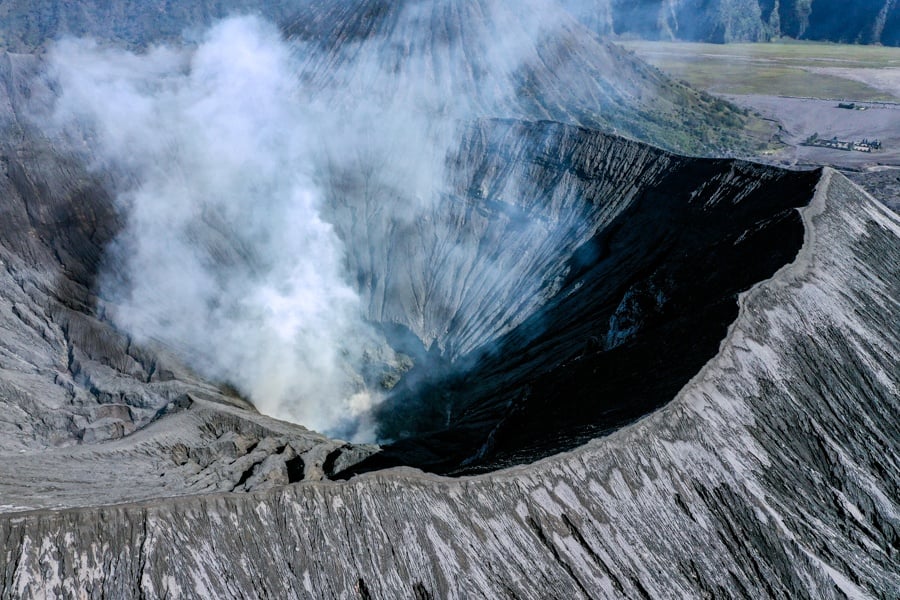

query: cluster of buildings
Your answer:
[803,134,883,153]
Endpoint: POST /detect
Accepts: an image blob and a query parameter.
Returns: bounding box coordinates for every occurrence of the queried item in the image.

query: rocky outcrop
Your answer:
[1,169,897,598]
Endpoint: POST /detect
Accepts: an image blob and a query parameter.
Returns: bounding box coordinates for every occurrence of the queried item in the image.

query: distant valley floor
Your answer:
[624,40,900,211]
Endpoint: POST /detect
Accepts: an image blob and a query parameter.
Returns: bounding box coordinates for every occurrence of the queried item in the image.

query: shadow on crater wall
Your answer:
[335,120,819,476]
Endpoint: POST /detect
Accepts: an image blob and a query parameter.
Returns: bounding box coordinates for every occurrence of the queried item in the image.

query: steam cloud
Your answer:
[41,3,598,440]
[44,18,383,438]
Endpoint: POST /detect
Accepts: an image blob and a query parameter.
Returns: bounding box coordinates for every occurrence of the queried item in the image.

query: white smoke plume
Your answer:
[40,3,605,440]
[45,17,382,438]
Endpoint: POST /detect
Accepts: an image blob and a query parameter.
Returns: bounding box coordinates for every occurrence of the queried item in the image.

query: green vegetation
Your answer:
[620,40,900,102]
[606,56,782,157]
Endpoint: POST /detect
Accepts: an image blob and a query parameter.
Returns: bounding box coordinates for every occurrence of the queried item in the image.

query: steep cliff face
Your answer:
[562,0,900,45]
[1,169,897,599]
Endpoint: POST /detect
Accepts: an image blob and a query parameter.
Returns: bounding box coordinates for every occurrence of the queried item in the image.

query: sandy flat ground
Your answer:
[723,94,900,210]
[622,41,900,210]
[724,94,900,168]
[805,67,900,99]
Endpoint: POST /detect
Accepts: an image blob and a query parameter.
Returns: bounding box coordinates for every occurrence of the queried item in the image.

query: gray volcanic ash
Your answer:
[0,1,897,598]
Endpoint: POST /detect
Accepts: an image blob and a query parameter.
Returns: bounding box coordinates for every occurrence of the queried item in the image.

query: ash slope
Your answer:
[3,169,898,599]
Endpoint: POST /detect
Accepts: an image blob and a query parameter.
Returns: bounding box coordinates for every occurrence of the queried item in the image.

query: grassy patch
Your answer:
[620,40,900,101]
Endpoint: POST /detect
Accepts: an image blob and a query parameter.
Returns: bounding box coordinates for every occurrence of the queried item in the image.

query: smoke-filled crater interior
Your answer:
[35,14,820,478]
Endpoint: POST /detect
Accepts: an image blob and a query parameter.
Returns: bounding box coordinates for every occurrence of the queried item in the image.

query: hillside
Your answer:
[562,0,900,45]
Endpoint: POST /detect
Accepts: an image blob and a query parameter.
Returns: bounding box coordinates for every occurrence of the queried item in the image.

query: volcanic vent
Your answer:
[327,119,819,475]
